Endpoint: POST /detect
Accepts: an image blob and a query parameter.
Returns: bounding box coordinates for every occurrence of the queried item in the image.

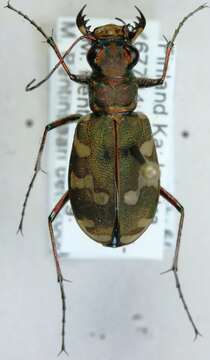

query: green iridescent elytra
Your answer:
[69,112,160,246]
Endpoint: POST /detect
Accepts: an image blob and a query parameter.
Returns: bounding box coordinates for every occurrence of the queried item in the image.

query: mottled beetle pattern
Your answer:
[70,112,160,246]
[6,1,207,354]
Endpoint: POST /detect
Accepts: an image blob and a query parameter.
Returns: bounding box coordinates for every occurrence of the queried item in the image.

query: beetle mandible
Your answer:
[6,1,208,354]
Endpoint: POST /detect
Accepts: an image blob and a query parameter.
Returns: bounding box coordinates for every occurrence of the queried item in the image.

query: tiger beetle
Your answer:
[6,1,208,355]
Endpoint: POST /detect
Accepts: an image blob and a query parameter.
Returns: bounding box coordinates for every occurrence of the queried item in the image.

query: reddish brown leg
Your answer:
[48,191,70,355]
[138,3,208,88]
[5,2,89,89]
[160,186,201,339]
[137,40,173,88]
[18,114,81,234]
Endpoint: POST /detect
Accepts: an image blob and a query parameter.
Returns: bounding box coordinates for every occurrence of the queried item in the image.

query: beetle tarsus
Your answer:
[160,267,173,275]
[161,266,202,340]
[193,329,202,341]
[173,270,202,340]
[25,78,36,91]
[4,1,11,9]
[57,274,72,284]
[160,186,201,341]
[160,265,178,275]
[17,171,38,236]
[170,3,209,45]
[58,275,68,355]
[17,222,24,236]
[57,345,69,357]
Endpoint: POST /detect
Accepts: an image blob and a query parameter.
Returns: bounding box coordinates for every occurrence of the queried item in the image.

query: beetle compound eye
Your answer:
[95,48,104,62]
[87,44,104,69]
[124,48,132,64]
[125,45,139,69]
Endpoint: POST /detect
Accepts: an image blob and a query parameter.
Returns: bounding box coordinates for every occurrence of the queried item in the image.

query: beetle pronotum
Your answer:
[6,1,208,354]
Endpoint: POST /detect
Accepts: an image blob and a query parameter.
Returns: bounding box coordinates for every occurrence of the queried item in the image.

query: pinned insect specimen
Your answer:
[6,2,208,354]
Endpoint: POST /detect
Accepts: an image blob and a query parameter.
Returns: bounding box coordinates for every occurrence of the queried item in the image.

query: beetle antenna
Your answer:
[115,17,127,25]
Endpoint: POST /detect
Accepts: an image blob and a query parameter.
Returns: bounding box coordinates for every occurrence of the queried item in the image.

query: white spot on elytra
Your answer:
[124,162,160,206]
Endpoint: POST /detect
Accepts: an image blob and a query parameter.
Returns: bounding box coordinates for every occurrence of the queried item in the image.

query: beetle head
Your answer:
[77,6,145,76]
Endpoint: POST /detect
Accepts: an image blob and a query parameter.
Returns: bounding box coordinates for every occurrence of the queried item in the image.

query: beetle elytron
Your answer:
[6,1,207,354]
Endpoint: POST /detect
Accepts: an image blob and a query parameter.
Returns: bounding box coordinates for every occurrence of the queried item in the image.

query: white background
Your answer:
[1,1,210,359]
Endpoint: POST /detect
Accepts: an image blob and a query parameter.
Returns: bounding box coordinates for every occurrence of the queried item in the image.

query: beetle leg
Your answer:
[137,39,173,88]
[5,2,89,89]
[48,191,70,355]
[138,3,208,88]
[160,186,201,339]
[17,114,81,234]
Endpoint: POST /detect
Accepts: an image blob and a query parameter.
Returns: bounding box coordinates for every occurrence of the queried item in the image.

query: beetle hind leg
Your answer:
[17,114,81,235]
[160,186,201,339]
[48,191,70,355]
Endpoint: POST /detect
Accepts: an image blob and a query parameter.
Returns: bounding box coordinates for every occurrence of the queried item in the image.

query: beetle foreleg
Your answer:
[137,3,208,89]
[17,114,81,234]
[25,37,90,91]
[48,191,70,355]
[5,2,89,89]
[160,186,201,340]
[137,39,173,88]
